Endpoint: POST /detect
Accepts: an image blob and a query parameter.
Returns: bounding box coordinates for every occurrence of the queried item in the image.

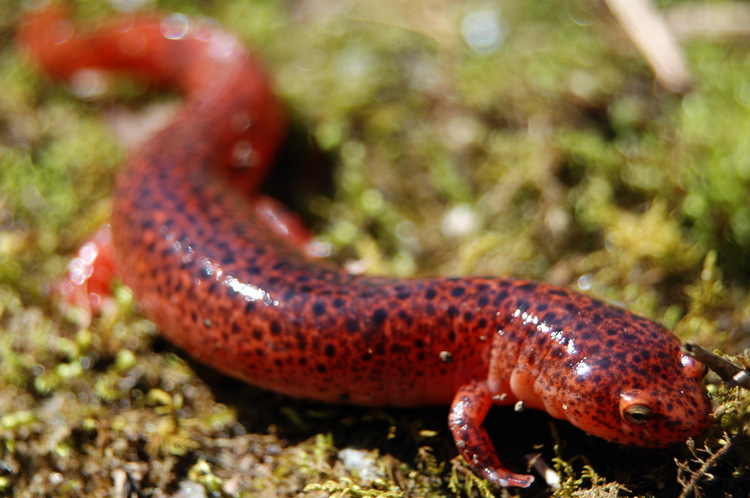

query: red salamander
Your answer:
[18,8,711,488]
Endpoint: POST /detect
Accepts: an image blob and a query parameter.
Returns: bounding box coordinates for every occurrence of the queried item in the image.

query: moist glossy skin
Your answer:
[18,8,712,488]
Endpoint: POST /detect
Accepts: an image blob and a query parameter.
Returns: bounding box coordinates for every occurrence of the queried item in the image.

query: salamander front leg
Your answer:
[449,380,534,488]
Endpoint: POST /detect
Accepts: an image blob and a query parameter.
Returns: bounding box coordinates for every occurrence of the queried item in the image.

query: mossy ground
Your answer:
[1,0,750,496]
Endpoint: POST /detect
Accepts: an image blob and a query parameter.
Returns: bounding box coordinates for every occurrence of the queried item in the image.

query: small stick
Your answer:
[683,343,750,389]
[605,0,691,92]
[526,453,560,489]
[665,3,750,39]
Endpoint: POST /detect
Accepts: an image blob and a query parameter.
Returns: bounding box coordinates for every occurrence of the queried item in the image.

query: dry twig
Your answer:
[684,343,750,389]
[605,0,691,92]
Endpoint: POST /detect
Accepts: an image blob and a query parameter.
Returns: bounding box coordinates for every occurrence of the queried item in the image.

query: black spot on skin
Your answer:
[390,343,407,354]
[199,266,213,278]
[425,288,437,300]
[580,330,594,342]
[346,319,359,333]
[295,331,307,350]
[333,298,345,308]
[270,321,281,336]
[516,282,537,292]
[451,286,465,297]
[245,301,256,314]
[493,290,509,304]
[372,308,387,327]
[325,344,336,357]
[316,364,327,373]
[313,302,327,316]
[622,333,637,342]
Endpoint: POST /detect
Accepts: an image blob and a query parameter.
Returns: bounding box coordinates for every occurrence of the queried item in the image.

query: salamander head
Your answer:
[557,348,711,447]
[541,326,709,446]
[511,291,712,448]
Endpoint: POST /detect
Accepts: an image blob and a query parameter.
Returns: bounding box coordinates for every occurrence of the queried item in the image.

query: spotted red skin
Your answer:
[18,9,712,489]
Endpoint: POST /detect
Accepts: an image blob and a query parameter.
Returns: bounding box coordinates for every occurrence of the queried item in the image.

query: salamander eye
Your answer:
[620,389,658,426]
[623,404,653,425]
